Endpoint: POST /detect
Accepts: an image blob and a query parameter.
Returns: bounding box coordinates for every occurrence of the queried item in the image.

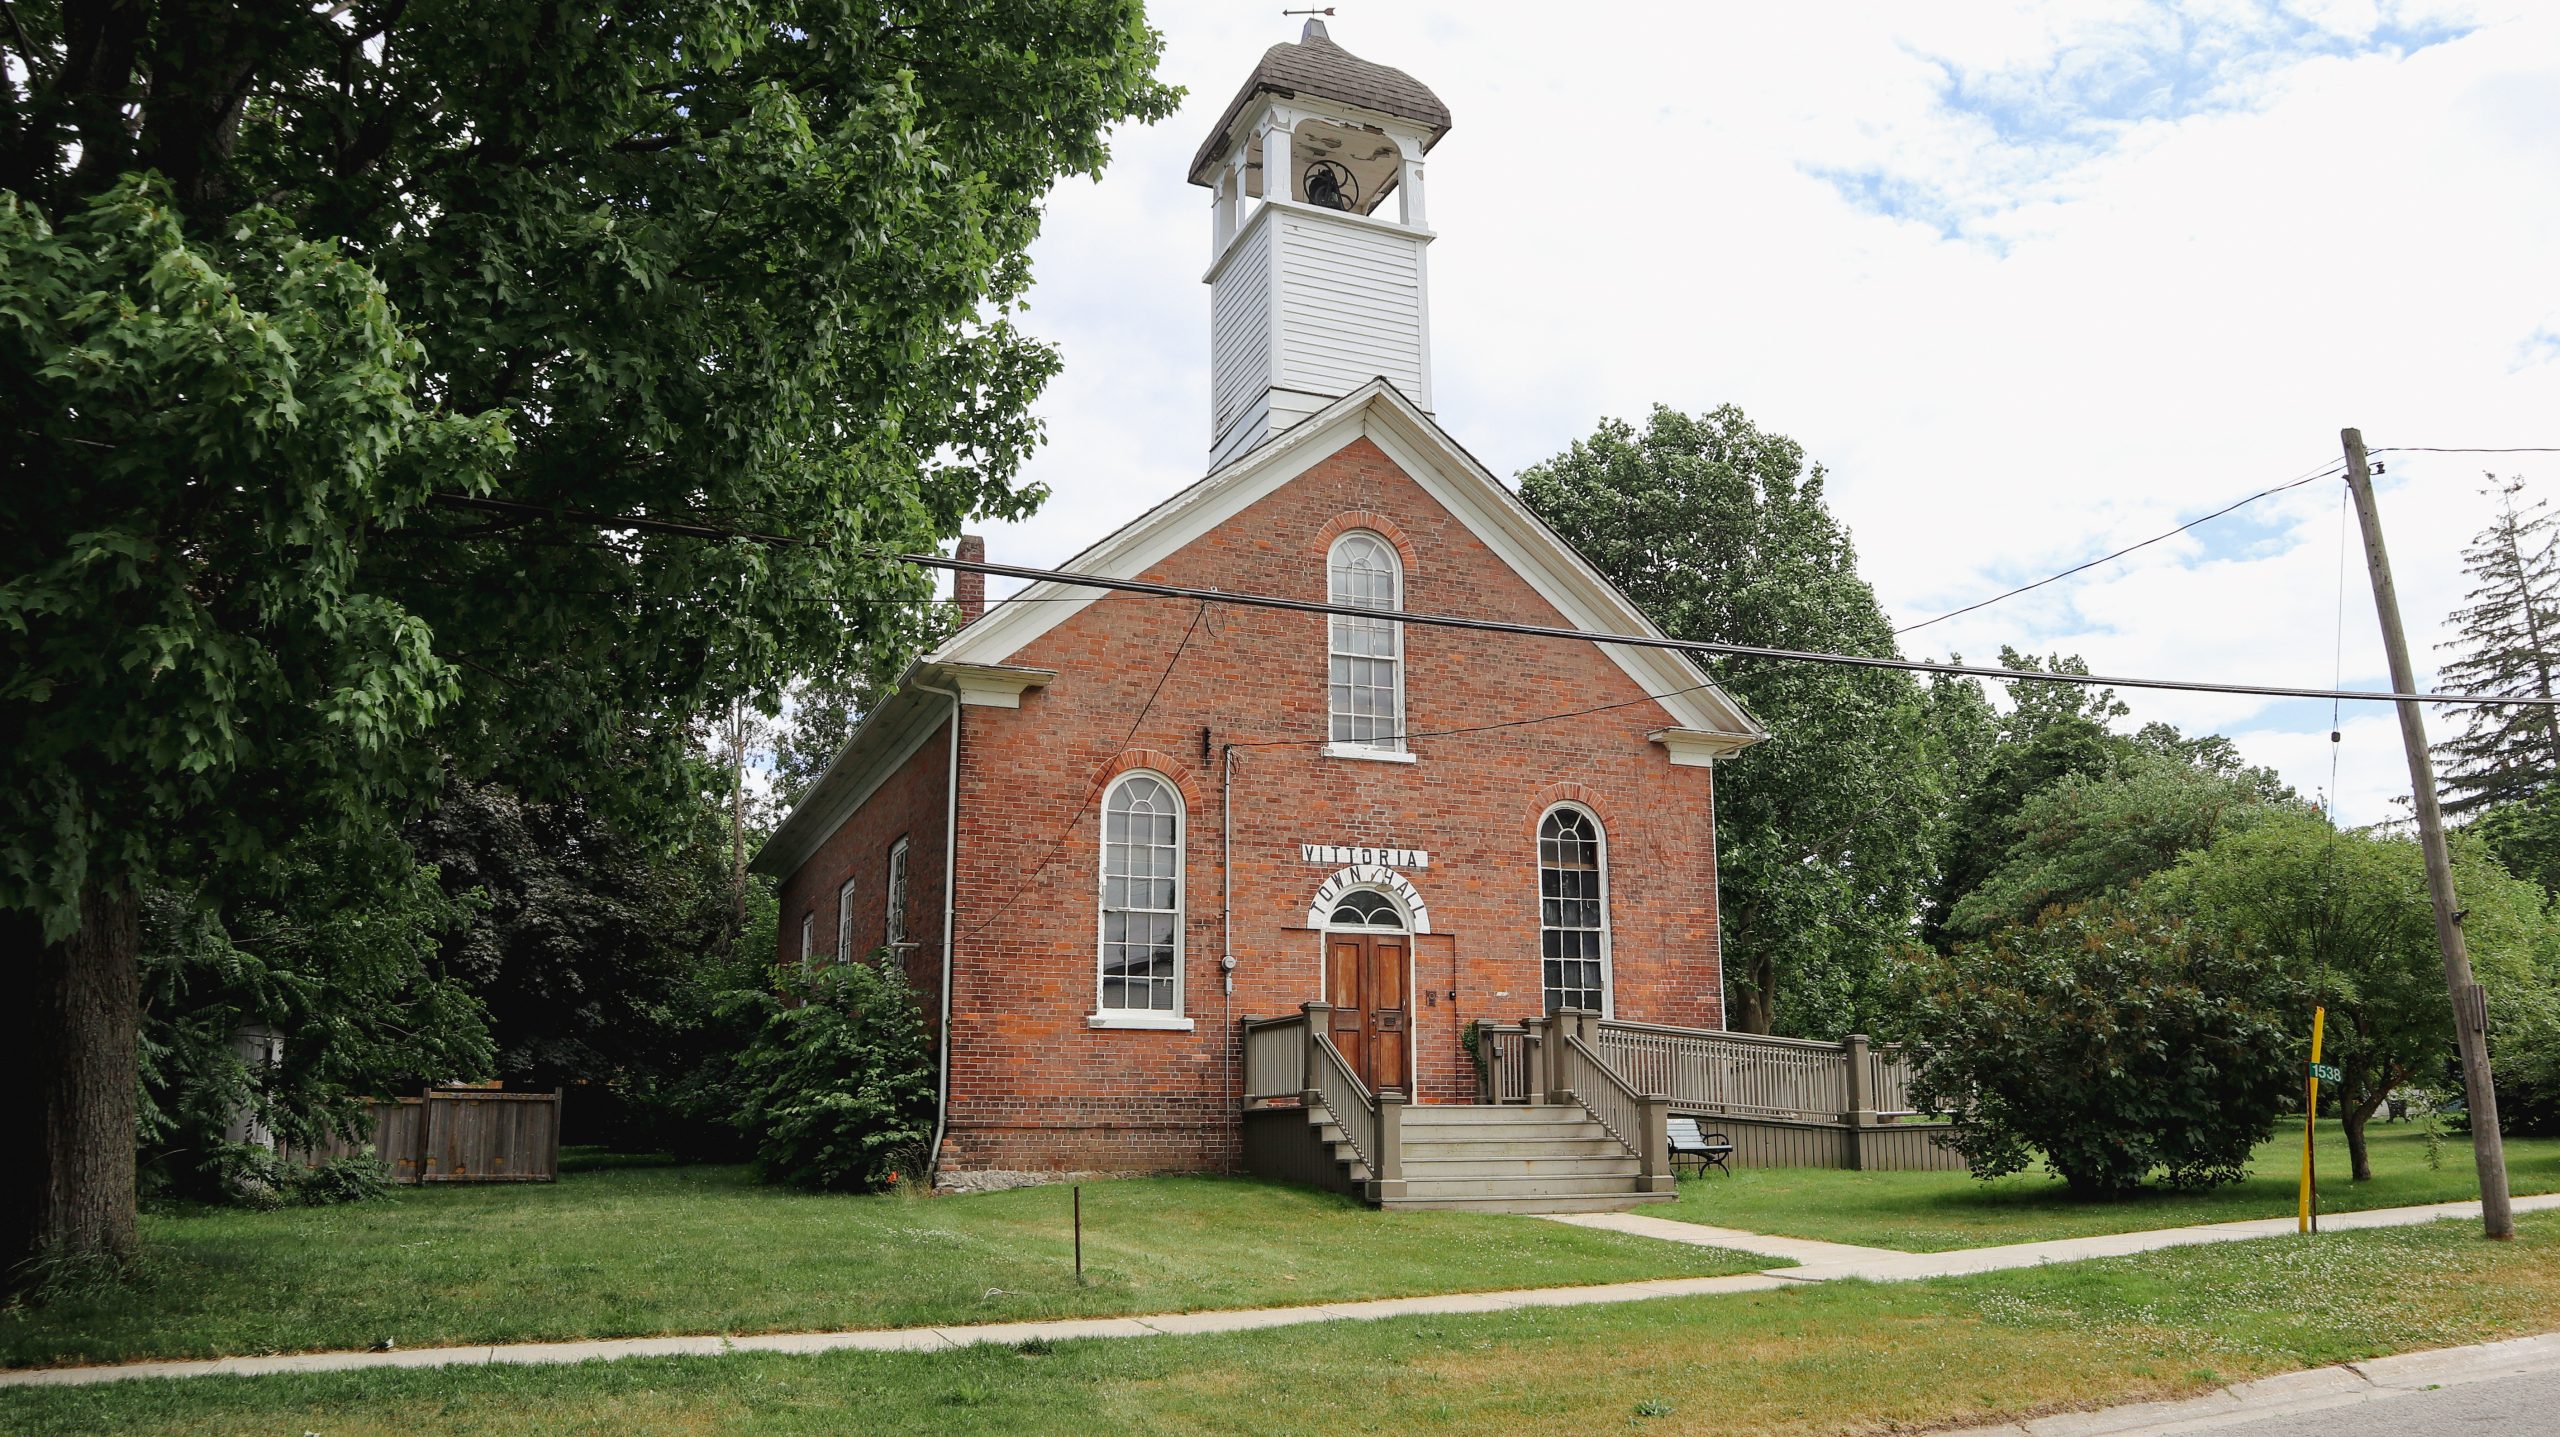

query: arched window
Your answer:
[1327,531,1403,750]
[835,877,858,964]
[1098,772,1184,1015]
[884,836,912,949]
[1327,889,1407,929]
[1539,805,1609,1014]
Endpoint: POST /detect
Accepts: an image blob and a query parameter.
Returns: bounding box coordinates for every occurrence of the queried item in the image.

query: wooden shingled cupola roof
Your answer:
[1185,19,1453,188]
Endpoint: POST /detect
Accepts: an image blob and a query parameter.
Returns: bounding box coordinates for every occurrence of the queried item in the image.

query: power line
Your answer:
[958,599,1211,941]
[2369,447,2560,456]
[1895,459,2345,636]
[420,490,2560,710]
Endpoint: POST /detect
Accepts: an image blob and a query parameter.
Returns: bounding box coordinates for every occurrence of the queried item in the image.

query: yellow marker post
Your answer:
[2299,1006,2327,1234]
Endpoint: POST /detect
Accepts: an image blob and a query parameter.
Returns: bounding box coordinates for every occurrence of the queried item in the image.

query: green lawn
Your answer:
[1661,1119,2560,1251]
[8,1211,2556,1435]
[0,1161,1764,1370]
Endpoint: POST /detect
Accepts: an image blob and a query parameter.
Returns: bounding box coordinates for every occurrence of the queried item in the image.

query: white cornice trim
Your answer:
[927,661,1055,709]
[1648,727,1759,767]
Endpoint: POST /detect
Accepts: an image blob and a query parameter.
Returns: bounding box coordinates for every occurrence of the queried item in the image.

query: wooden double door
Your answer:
[1326,931,1411,1096]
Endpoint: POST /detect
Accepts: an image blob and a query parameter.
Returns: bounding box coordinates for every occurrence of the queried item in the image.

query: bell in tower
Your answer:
[1190,21,1451,470]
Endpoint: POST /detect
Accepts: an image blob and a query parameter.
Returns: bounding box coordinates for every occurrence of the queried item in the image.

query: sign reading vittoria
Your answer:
[1299,844,1430,869]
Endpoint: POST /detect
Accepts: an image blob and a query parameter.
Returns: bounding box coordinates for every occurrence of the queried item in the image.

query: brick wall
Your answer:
[774,719,952,1031]
[930,436,1723,1178]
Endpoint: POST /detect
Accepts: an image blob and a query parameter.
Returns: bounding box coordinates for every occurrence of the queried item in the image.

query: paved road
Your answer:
[2210,1367,2560,1435]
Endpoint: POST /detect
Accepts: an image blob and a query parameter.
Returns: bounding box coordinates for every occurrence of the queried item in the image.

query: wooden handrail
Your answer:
[1559,1031,1670,1189]
[1241,1012,1311,1106]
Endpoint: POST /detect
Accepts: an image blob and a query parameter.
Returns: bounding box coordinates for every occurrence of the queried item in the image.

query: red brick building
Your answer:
[752,23,1763,1187]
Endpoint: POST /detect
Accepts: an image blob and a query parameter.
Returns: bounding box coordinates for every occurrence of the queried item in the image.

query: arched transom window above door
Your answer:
[1328,889,1406,929]
[1326,530,1405,754]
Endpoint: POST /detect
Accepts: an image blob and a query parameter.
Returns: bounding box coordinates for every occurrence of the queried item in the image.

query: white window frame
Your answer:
[884,836,912,950]
[1537,802,1613,1017]
[1090,770,1193,1031]
[835,878,859,964]
[1324,530,1410,759]
[799,912,816,968]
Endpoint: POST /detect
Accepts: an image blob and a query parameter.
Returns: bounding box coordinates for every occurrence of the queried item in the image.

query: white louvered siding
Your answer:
[1275,210,1427,407]
[1209,217,1273,439]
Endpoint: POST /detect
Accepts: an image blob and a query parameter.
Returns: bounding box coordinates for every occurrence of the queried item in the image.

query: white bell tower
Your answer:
[1191,21,1450,470]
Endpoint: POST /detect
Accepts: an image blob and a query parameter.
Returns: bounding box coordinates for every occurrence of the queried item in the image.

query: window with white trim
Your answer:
[1327,531,1403,749]
[1098,772,1183,1014]
[1539,805,1609,1013]
[799,912,816,967]
[835,878,858,963]
[884,837,911,949]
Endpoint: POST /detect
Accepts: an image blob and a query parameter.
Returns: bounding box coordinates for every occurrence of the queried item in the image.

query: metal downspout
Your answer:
[912,678,962,1183]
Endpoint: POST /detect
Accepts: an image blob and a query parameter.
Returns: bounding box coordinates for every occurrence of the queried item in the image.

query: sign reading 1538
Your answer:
[2308,1063,2342,1083]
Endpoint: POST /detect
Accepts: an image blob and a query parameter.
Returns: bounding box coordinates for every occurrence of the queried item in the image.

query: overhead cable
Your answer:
[419,491,2560,709]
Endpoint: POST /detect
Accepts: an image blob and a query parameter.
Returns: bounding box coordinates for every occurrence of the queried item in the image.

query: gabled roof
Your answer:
[1187,21,1453,187]
[754,381,1765,880]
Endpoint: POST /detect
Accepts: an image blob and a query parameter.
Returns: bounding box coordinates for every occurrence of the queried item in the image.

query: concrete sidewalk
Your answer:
[1549,1192,2560,1284]
[3,1191,2552,1391]
[1938,1330,2560,1436]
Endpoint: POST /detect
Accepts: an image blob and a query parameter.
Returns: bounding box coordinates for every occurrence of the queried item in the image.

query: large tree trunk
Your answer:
[1,884,142,1291]
[1727,951,1775,1034]
[2340,1075,2394,1183]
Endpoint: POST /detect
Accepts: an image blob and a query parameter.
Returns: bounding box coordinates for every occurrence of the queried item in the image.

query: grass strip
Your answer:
[6,1212,2554,1436]
[0,1166,1764,1369]
[1659,1120,2560,1251]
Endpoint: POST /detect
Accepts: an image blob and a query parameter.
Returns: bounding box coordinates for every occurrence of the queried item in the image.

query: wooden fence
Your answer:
[296,1088,563,1184]
[1466,1014,1963,1173]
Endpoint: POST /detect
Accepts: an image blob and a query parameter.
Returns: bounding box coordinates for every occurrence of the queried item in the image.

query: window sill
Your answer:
[1320,743,1417,764]
[1086,1012,1197,1032]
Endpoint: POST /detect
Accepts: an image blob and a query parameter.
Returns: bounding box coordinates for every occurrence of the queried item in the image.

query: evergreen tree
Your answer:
[2436,477,2560,815]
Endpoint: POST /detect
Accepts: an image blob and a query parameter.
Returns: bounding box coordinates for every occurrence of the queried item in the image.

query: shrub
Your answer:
[725,958,937,1192]
[1892,899,2296,1196]
[294,1154,394,1207]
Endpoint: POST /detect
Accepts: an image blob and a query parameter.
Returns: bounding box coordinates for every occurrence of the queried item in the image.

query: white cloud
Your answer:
[970,0,2560,825]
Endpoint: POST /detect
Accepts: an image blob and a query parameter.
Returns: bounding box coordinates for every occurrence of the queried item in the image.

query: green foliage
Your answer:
[1894,900,2297,1195]
[1517,404,1943,1035]
[6,0,1180,838]
[407,777,731,1108]
[2158,815,2554,1167]
[3,1,1173,1268]
[1922,652,2129,949]
[200,1147,393,1211]
[2474,790,2560,899]
[2434,478,2560,816]
[1947,744,2296,938]
[724,960,937,1192]
[1,178,507,938]
[135,840,492,1202]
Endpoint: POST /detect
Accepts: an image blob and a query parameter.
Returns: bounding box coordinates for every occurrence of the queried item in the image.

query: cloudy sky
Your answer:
[974,0,2560,824]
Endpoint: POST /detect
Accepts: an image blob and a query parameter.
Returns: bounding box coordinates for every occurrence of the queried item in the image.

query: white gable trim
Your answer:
[930,379,1763,741]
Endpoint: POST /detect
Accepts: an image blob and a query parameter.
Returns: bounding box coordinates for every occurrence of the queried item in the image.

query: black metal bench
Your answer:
[1667,1117,1733,1178]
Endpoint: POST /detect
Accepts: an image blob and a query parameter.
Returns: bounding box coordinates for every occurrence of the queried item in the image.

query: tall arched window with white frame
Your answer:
[883,836,911,949]
[1098,772,1185,1016]
[835,877,858,963]
[1538,805,1610,1014]
[1327,531,1404,750]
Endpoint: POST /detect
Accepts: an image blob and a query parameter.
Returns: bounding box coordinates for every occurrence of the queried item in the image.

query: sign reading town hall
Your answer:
[1299,844,1430,869]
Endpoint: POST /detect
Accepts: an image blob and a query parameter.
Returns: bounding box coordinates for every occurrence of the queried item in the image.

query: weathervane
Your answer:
[1283,8,1336,16]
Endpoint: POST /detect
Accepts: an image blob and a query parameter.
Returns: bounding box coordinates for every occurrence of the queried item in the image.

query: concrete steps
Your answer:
[1294,1101,1670,1214]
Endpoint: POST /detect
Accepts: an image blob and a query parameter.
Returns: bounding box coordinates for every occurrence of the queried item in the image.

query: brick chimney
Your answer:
[953,534,986,625]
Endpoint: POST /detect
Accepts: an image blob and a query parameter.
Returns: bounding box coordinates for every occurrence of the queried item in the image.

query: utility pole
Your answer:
[2340,427,2513,1240]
